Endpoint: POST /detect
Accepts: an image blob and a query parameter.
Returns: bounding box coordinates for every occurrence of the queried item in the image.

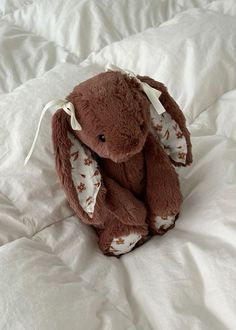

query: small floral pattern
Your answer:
[84,158,93,166]
[115,238,125,245]
[155,215,176,231]
[176,131,184,139]
[109,233,142,255]
[154,123,162,131]
[77,182,86,193]
[178,152,186,160]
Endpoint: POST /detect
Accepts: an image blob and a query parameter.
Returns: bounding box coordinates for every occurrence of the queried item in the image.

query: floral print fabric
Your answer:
[150,105,187,164]
[68,133,102,218]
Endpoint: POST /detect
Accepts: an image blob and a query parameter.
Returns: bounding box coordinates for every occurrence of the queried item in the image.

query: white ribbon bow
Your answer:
[105,64,166,115]
[24,99,81,165]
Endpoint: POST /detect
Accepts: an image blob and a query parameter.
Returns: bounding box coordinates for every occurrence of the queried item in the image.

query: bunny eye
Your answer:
[98,134,106,142]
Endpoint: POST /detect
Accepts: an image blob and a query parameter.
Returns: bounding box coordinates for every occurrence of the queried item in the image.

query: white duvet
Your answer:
[1,0,236,329]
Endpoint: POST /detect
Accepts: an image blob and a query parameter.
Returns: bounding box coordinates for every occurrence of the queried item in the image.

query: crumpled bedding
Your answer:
[1,0,236,329]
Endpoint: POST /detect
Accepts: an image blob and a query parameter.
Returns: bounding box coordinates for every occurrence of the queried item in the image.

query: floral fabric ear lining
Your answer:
[68,133,102,217]
[150,105,187,164]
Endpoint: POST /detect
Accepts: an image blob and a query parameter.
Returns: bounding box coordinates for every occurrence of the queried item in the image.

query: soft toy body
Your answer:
[52,69,192,256]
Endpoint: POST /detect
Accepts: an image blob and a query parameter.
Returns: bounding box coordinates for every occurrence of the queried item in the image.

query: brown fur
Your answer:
[52,71,192,256]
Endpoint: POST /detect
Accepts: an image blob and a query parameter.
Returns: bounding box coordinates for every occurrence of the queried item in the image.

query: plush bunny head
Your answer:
[64,71,151,163]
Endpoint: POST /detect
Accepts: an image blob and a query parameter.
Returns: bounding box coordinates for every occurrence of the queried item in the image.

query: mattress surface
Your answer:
[1,1,236,329]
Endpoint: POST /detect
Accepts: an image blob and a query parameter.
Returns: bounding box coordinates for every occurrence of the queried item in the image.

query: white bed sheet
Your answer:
[1,1,236,329]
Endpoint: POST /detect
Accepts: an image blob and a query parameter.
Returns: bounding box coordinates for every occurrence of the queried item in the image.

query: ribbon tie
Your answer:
[24,99,81,165]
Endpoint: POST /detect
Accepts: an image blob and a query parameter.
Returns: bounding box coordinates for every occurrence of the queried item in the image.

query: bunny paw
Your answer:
[109,233,142,256]
[150,214,178,235]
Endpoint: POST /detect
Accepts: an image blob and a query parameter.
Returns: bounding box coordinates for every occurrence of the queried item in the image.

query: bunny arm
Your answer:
[138,75,192,166]
[144,132,183,217]
[93,171,147,227]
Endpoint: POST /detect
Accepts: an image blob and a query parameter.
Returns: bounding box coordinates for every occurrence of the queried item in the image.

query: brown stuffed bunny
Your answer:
[51,66,192,256]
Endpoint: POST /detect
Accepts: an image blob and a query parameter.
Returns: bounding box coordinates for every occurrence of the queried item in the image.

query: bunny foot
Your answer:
[108,233,142,256]
[149,214,179,235]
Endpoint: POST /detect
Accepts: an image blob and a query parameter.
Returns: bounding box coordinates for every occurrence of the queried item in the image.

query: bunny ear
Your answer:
[138,75,192,166]
[52,109,102,225]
